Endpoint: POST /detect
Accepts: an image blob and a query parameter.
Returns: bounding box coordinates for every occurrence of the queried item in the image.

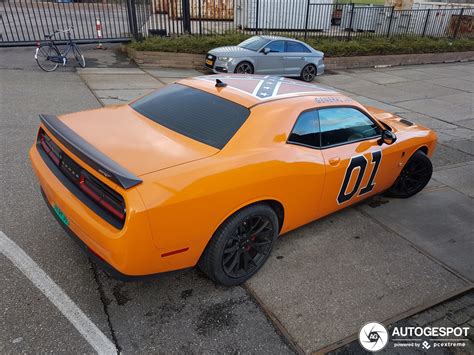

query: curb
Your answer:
[124,46,474,71]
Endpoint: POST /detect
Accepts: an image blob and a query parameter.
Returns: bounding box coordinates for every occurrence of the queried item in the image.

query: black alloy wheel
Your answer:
[199,204,278,286]
[386,150,433,198]
[234,61,254,74]
[301,64,316,82]
[222,214,274,279]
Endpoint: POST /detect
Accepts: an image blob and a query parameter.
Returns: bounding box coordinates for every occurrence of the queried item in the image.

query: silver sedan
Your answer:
[205,35,325,82]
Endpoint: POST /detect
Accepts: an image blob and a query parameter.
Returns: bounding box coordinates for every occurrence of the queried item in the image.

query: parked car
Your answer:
[205,35,325,82]
[30,75,436,286]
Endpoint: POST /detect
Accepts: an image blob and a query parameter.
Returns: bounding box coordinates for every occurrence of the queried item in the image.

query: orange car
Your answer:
[29,75,437,286]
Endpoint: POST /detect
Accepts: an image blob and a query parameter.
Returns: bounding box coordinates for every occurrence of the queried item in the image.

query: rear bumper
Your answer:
[29,143,191,278]
[317,63,325,76]
[40,188,150,281]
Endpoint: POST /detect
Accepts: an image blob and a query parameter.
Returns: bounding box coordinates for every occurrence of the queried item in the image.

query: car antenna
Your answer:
[215,79,227,88]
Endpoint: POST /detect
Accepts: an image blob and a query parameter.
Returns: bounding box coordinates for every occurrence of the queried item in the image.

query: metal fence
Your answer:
[1,0,473,46]
[0,0,136,45]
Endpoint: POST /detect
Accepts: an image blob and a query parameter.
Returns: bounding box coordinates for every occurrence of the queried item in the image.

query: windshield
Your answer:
[238,36,270,51]
[130,84,250,149]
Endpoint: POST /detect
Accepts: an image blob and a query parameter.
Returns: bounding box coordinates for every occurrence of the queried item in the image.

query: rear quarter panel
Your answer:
[136,100,328,268]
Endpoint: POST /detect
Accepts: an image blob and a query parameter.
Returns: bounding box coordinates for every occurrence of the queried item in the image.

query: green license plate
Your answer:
[53,204,69,226]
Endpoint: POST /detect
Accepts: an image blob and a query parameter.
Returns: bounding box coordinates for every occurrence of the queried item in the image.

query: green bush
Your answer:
[310,37,474,57]
[128,34,474,57]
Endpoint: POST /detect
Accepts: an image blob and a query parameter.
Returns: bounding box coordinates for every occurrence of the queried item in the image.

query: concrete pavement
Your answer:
[250,62,474,352]
[1,44,472,354]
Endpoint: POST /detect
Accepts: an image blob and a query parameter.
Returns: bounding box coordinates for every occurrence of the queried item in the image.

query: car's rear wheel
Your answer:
[386,150,432,198]
[198,204,278,286]
[234,61,254,74]
[300,64,317,82]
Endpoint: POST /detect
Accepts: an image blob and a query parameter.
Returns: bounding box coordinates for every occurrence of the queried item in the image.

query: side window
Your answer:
[319,107,381,147]
[288,110,320,148]
[265,40,285,53]
[286,41,311,53]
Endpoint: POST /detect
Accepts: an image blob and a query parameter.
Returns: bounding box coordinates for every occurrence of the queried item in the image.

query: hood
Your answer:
[209,45,256,57]
[365,106,421,133]
[58,105,219,177]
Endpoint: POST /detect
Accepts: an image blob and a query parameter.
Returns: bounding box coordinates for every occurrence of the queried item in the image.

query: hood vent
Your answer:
[399,118,414,126]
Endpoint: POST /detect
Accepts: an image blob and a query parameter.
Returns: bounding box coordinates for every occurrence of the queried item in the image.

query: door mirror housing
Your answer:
[262,47,271,55]
[380,130,397,145]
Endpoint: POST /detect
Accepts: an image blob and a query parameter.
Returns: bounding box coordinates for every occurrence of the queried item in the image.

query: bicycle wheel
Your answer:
[73,45,86,68]
[35,44,60,72]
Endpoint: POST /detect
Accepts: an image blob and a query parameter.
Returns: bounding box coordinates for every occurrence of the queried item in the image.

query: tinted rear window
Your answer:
[130,84,250,149]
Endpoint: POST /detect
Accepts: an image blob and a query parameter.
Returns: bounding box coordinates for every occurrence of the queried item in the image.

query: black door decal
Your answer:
[337,151,382,204]
[359,150,382,195]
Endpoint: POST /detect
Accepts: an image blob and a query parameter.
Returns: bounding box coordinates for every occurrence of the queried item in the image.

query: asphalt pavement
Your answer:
[0,46,292,354]
[0,45,472,354]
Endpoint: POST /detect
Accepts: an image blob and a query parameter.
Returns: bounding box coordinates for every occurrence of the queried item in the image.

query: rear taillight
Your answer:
[38,128,126,224]
[40,132,60,166]
[79,174,125,220]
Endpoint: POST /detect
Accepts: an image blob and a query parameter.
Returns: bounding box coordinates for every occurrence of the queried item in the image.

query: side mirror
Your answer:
[262,47,270,55]
[380,130,397,145]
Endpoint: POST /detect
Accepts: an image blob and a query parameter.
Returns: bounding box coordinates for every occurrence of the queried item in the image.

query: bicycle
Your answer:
[35,27,86,72]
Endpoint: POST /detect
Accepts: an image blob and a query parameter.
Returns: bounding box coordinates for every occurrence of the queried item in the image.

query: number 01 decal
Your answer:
[337,151,382,204]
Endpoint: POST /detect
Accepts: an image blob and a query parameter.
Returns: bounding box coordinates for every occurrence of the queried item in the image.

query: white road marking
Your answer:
[0,231,117,355]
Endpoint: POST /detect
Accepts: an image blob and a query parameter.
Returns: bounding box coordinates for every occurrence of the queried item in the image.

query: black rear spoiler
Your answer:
[39,114,142,189]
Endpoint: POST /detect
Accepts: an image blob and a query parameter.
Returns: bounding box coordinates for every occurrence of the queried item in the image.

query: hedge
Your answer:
[128,34,474,57]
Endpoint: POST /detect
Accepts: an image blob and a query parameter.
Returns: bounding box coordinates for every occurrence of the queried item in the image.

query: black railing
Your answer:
[0,0,472,46]
[0,0,135,45]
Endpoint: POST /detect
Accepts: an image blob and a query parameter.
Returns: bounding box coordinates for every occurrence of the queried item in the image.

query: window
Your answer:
[286,41,311,53]
[239,36,270,51]
[319,107,381,147]
[288,110,320,147]
[130,84,250,149]
[265,40,285,53]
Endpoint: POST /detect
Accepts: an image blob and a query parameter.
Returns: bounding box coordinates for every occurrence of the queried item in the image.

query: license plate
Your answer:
[53,204,69,226]
[206,59,213,66]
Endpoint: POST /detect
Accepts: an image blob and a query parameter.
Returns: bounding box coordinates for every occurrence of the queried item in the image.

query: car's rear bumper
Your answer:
[317,63,325,76]
[40,188,190,281]
[29,143,191,279]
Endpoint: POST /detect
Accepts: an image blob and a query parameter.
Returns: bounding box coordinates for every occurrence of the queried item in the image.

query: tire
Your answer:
[73,45,86,68]
[35,44,60,72]
[234,61,254,74]
[300,64,317,82]
[386,150,433,198]
[198,204,278,286]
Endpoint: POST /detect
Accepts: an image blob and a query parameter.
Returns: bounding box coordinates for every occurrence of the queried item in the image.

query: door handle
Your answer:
[328,157,341,166]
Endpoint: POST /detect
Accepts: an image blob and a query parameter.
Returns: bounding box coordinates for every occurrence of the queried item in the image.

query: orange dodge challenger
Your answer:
[30,75,437,286]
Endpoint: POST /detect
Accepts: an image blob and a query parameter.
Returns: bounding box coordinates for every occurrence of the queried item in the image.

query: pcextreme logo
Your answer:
[358,322,470,352]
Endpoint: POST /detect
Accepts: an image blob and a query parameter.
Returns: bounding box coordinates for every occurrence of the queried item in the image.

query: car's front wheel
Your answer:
[300,64,317,82]
[198,204,278,286]
[386,150,433,198]
[234,61,254,74]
